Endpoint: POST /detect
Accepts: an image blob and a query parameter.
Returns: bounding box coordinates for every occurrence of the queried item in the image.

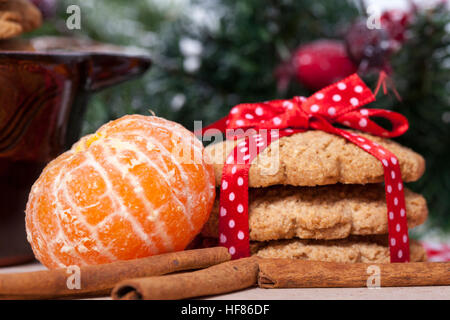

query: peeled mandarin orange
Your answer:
[25,115,215,268]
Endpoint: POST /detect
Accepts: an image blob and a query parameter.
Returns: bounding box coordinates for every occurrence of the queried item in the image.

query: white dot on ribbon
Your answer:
[359,118,367,127]
[360,109,369,116]
[398,250,403,259]
[363,144,371,150]
[236,120,244,126]
[237,177,244,186]
[403,235,408,243]
[382,159,389,167]
[243,154,251,161]
[254,135,262,141]
[398,182,403,191]
[310,104,319,112]
[389,211,394,220]
[337,82,347,90]
[396,223,401,232]
[332,94,341,102]
[231,108,239,114]
[237,204,244,213]
[229,219,235,228]
[273,117,282,125]
[226,155,234,164]
[391,157,398,165]
[222,180,228,190]
[316,93,324,100]
[255,107,264,116]
[387,185,392,193]
[231,166,237,174]
[283,101,294,109]
[391,171,396,179]
[379,149,386,155]
[237,231,245,240]
[238,141,247,147]
[354,85,363,93]
[229,192,235,201]
[256,141,265,147]
[391,238,396,246]
[394,197,399,206]
[400,208,406,217]
[220,233,227,243]
[328,107,336,116]
[350,97,359,106]
[245,113,254,120]
[220,207,227,217]
[229,246,236,255]
[240,147,248,153]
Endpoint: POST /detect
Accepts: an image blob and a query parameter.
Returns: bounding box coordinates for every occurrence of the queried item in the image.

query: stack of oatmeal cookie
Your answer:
[202,130,428,263]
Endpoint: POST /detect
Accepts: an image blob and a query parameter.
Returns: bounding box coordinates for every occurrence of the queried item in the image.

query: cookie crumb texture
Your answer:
[252,236,427,263]
[206,131,425,187]
[202,184,428,241]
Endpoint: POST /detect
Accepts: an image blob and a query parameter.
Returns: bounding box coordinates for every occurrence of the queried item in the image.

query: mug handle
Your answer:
[84,53,152,92]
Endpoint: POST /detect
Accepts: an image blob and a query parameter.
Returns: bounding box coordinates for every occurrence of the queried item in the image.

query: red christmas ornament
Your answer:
[275,8,413,93]
[277,40,357,91]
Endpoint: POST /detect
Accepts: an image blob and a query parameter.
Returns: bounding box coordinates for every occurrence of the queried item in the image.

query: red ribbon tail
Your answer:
[374,71,402,101]
[374,71,388,96]
[391,83,403,102]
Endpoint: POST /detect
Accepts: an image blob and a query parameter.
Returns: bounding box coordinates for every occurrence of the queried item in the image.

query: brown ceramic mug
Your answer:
[0,37,151,266]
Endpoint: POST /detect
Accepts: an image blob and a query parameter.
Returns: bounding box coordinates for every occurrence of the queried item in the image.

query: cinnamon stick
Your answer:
[258,259,450,288]
[111,257,259,300]
[0,247,230,300]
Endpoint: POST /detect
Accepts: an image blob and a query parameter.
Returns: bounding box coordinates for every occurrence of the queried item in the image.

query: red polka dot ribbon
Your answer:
[199,74,410,263]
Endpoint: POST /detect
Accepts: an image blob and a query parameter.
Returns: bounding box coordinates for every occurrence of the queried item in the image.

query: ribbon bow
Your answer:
[200,74,410,263]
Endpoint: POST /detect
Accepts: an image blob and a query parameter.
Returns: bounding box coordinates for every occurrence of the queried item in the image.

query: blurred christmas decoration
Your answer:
[276,40,357,91]
[277,5,415,91]
[345,9,413,74]
[30,0,450,231]
[30,0,56,19]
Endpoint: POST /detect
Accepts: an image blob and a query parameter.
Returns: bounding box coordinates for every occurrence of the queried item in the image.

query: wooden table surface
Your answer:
[1,262,449,300]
